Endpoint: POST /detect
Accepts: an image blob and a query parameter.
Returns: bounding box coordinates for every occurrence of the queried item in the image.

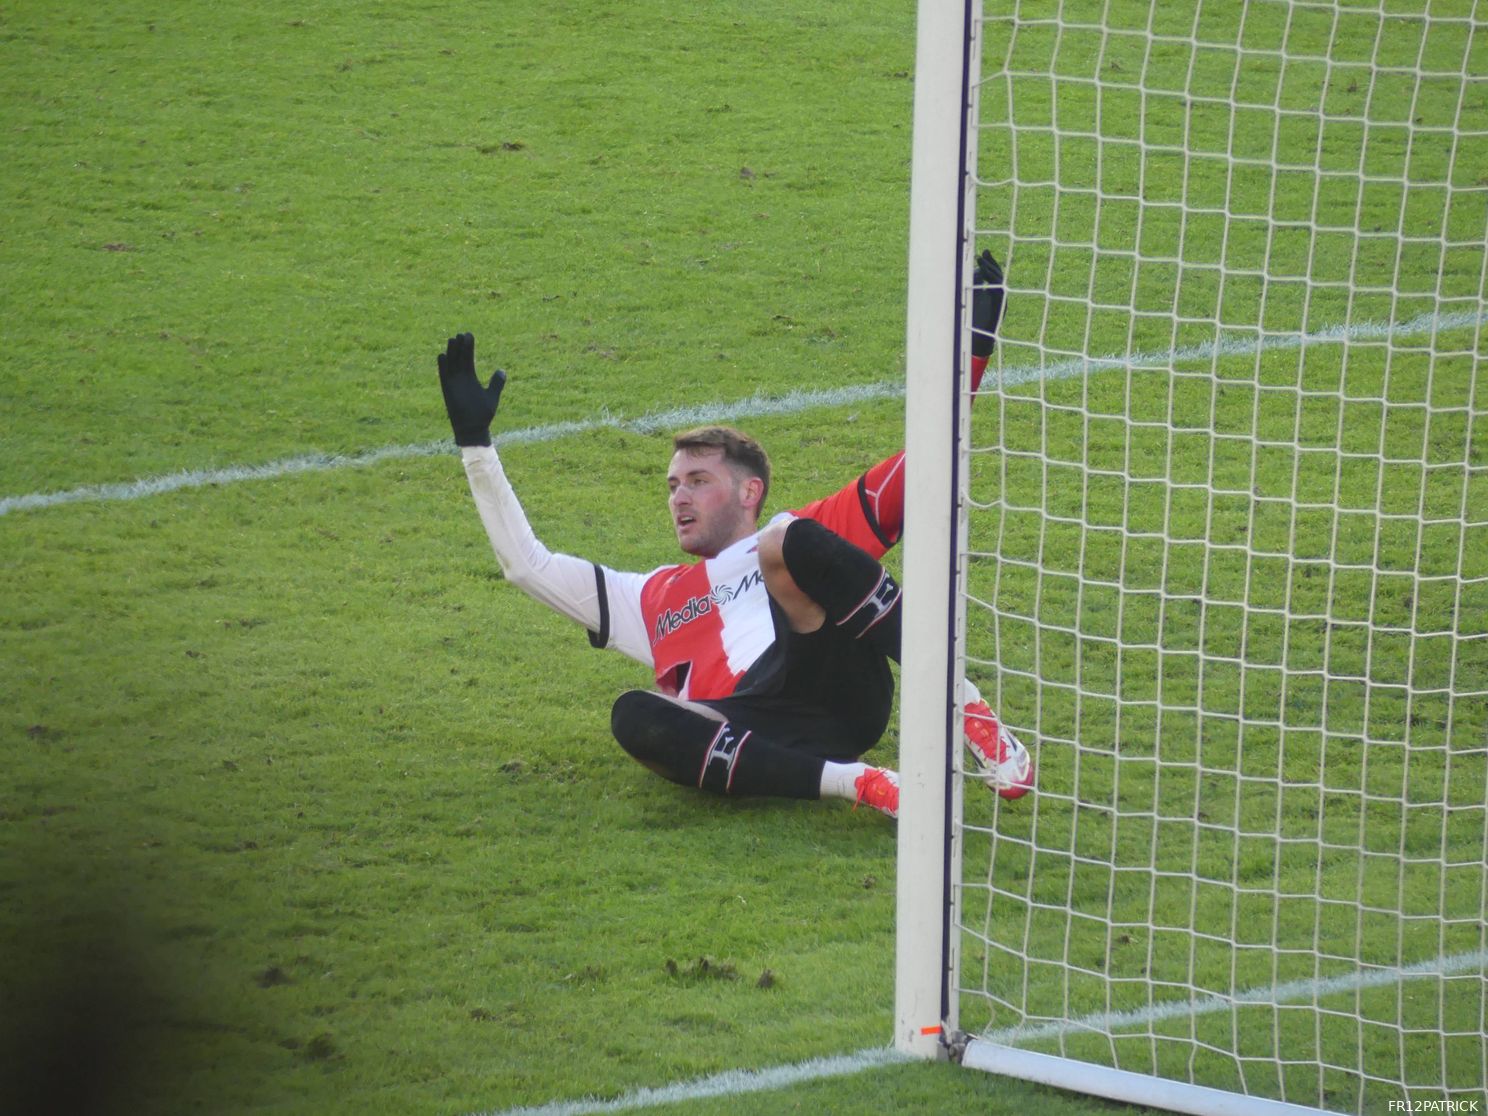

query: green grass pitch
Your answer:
[0,2,1135,1114]
[2,1,1483,1114]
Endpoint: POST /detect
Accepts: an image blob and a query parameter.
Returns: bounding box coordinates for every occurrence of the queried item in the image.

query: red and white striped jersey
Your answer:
[460,445,903,702]
[633,530,774,699]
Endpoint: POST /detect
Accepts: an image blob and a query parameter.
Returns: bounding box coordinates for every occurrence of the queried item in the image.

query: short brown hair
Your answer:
[672,425,771,513]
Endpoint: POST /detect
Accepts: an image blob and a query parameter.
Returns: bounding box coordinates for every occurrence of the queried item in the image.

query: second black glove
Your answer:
[971,251,1005,360]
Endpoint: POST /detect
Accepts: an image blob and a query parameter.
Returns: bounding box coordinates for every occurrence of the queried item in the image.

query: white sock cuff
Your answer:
[819,760,870,801]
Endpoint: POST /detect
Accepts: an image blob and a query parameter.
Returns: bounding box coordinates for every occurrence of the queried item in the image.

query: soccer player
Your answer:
[436,253,1033,818]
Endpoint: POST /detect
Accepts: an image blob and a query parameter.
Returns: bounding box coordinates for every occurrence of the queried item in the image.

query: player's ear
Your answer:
[740,474,765,516]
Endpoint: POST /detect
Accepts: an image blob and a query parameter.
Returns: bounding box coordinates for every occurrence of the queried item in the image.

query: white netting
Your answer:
[956,1,1488,1109]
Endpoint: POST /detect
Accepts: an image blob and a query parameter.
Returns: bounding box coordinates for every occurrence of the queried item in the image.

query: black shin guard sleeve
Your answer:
[610,691,824,799]
[780,518,902,662]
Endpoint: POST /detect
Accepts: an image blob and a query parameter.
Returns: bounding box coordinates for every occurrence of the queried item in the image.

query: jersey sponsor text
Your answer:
[651,569,764,643]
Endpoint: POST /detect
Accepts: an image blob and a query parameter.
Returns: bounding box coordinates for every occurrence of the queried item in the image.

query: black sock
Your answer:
[609,690,824,799]
[780,518,902,662]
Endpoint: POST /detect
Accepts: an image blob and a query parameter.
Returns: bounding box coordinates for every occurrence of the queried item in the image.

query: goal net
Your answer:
[897,1,1488,1112]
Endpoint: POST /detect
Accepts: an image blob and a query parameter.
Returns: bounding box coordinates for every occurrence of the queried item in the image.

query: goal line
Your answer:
[474,946,1487,1116]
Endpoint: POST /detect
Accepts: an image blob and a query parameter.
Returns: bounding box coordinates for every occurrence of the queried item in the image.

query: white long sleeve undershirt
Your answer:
[459,444,653,665]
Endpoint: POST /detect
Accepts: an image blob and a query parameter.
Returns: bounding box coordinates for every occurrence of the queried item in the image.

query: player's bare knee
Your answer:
[756,520,789,575]
[756,522,800,598]
[758,521,825,633]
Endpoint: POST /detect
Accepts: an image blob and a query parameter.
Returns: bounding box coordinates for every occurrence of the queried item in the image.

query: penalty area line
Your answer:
[0,382,903,518]
[4,306,1481,518]
[470,1046,915,1116]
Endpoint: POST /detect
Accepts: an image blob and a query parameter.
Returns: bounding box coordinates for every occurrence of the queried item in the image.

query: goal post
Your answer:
[897,0,1488,1111]
[894,0,980,1062]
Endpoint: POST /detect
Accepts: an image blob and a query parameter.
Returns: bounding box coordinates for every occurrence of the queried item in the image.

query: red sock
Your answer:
[860,452,906,545]
[970,353,988,400]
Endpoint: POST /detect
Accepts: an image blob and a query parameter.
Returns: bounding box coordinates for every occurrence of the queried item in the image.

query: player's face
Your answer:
[667,447,758,558]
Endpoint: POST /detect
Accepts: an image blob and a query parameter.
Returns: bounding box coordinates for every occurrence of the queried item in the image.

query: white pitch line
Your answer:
[2,308,1483,518]
[0,382,903,518]
[475,949,1488,1116]
[469,1047,916,1116]
[981,947,1488,1047]
[995,306,1487,387]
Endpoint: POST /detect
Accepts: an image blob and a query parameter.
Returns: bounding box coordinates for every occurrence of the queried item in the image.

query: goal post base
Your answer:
[962,1041,1330,1116]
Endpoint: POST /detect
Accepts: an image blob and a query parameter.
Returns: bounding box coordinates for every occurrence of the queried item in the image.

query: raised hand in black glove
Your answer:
[437,332,506,447]
[971,250,1006,360]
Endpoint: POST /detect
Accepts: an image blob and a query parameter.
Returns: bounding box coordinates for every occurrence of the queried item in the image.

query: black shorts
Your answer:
[701,598,894,762]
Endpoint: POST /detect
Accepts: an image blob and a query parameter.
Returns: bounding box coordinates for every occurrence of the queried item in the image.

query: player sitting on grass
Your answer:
[435,253,1033,818]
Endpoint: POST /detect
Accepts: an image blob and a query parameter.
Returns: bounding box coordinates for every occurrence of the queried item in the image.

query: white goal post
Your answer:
[896,1,1488,1113]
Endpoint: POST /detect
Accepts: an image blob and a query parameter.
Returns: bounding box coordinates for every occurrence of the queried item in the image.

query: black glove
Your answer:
[437,332,506,447]
[971,250,1005,360]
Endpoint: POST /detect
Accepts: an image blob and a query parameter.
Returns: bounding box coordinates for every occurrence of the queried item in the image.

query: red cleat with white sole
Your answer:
[964,700,1034,799]
[852,766,901,819]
